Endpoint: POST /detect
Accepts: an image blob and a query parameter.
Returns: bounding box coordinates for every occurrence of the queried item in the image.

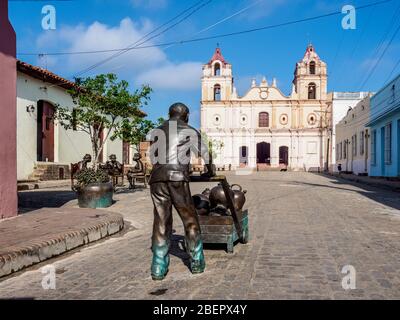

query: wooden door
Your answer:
[256,142,270,164]
[37,101,54,162]
[279,146,289,165]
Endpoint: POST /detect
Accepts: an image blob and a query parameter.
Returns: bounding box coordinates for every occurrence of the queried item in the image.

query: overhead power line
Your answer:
[74,0,213,77]
[18,0,392,57]
[161,0,265,52]
[384,57,400,84]
[359,20,400,90]
[356,0,400,89]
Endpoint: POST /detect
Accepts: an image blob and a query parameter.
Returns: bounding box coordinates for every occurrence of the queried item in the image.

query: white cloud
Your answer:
[34,17,203,91]
[36,18,167,77]
[131,0,167,9]
[135,62,203,90]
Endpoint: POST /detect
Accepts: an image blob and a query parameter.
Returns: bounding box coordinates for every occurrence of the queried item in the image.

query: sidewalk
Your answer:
[328,172,400,193]
[0,208,124,278]
[17,179,71,191]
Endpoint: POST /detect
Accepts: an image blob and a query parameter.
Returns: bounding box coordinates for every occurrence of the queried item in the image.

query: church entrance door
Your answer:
[256,142,270,164]
[239,146,248,166]
[279,146,289,165]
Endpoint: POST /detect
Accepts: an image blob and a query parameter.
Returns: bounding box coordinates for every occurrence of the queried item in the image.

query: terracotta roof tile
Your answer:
[17,60,77,89]
[208,47,228,65]
[16,60,147,117]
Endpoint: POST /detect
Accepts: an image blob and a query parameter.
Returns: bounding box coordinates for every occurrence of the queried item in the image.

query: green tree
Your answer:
[200,131,224,161]
[119,117,165,150]
[54,73,152,167]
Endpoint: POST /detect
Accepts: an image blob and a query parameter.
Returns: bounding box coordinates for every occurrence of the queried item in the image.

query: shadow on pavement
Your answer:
[18,185,149,214]
[170,232,191,270]
[310,173,400,211]
[18,190,77,214]
[114,186,148,194]
[249,173,400,212]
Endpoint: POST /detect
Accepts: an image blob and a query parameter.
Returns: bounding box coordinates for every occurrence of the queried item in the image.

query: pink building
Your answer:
[0,1,17,218]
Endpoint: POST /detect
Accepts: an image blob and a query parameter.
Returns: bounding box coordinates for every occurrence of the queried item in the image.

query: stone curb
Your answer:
[0,212,124,278]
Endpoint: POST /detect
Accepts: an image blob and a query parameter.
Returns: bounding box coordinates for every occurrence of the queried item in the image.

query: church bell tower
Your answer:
[201,47,233,102]
[292,44,327,101]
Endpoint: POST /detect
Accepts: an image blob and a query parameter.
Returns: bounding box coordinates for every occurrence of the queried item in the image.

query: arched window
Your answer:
[214,63,221,76]
[309,61,316,74]
[258,112,269,127]
[308,83,316,99]
[214,84,221,101]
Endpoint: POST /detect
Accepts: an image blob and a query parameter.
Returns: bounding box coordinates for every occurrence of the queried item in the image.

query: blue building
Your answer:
[367,74,400,178]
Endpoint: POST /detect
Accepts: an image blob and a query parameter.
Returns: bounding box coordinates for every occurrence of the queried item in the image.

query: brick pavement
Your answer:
[1,172,400,299]
[0,208,124,277]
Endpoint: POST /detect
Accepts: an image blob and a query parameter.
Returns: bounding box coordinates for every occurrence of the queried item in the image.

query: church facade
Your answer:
[200,45,329,171]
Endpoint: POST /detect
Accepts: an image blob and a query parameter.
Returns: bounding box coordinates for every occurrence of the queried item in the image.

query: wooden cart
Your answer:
[190,175,249,253]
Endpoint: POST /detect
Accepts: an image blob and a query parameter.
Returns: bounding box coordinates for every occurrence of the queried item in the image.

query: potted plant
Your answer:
[54,73,152,208]
[74,168,113,208]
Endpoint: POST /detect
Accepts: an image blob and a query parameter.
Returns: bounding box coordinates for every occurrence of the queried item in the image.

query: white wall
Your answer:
[335,96,371,175]
[17,72,124,180]
[201,99,325,171]
[330,92,372,171]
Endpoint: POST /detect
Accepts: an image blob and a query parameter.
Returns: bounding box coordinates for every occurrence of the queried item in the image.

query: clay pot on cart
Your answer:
[209,183,247,212]
[192,188,212,215]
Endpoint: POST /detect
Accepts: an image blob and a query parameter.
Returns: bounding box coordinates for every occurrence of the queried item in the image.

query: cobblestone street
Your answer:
[1,172,400,299]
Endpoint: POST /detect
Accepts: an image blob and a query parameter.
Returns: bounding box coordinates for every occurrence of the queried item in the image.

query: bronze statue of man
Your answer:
[148,102,215,280]
[127,153,145,189]
[77,154,92,171]
[103,154,122,175]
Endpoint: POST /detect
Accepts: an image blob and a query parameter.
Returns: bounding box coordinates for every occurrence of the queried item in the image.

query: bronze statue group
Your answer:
[73,102,216,280]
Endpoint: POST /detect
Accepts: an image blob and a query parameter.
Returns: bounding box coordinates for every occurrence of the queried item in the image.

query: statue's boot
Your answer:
[187,239,205,274]
[151,243,170,280]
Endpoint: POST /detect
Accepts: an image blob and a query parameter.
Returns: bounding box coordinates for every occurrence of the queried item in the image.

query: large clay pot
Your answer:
[231,184,247,211]
[192,194,210,216]
[209,183,247,211]
[77,182,113,208]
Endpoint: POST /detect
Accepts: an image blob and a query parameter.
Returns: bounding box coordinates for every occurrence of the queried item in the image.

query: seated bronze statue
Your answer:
[101,154,123,175]
[70,154,92,189]
[100,154,123,187]
[127,153,147,189]
[78,154,92,171]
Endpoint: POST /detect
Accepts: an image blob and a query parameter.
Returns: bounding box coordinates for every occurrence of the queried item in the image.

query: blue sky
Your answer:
[9,0,400,127]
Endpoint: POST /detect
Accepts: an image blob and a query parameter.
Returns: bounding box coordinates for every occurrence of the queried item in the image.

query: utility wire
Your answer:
[384,57,400,84]
[44,0,212,88]
[359,20,400,90]
[333,5,374,83]
[17,0,392,57]
[357,0,400,89]
[181,0,265,40]
[74,0,213,77]
[329,29,346,78]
